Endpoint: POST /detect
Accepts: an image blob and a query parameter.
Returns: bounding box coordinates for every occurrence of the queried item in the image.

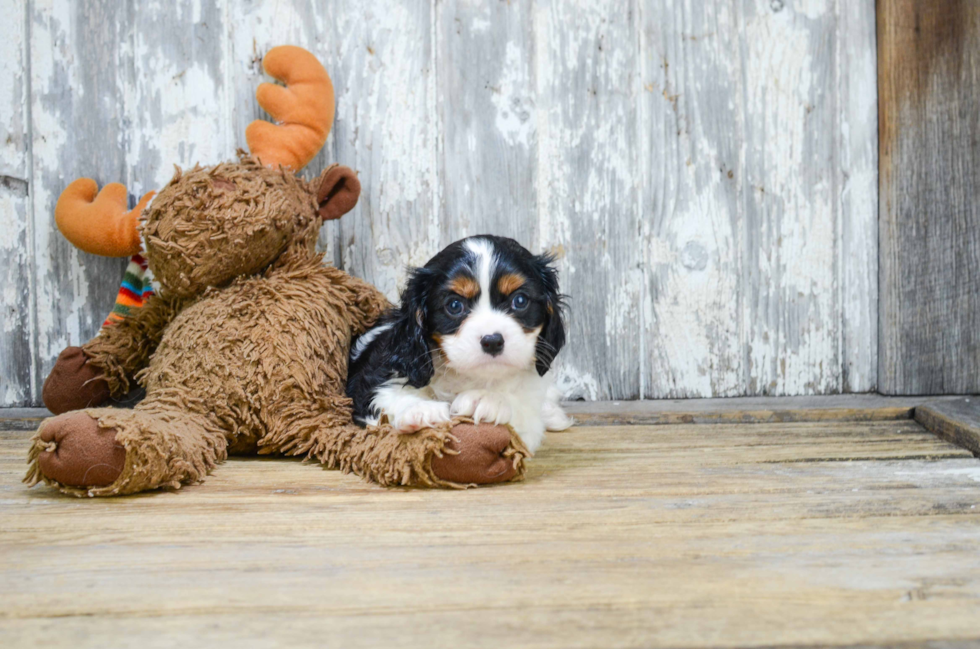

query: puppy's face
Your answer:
[392,236,565,385]
[434,237,556,376]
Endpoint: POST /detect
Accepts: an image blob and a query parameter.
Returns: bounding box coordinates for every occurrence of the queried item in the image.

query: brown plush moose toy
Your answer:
[26,46,527,497]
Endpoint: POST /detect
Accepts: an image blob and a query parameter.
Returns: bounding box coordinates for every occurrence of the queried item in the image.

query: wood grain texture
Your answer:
[878,0,980,395]
[2,420,980,648]
[0,0,34,406]
[738,0,840,396]
[562,394,966,427]
[130,0,233,195]
[1,1,881,404]
[28,0,135,394]
[329,0,441,297]
[639,0,744,398]
[638,1,879,399]
[438,0,537,247]
[838,0,879,393]
[226,0,341,263]
[0,409,49,432]
[536,0,642,400]
[915,397,980,456]
[0,393,965,430]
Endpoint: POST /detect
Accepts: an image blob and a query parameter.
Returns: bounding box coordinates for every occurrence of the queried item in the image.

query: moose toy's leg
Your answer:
[25,398,227,497]
[428,422,528,485]
[42,296,184,415]
[259,396,529,488]
[42,347,113,415]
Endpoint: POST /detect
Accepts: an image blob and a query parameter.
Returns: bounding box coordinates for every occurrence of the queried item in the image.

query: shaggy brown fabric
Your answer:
[143,155,316,299]
[28,154,526,497]
[27,400,228,498]
[263,410,528,489]
[83,294,187,398]
[42,346,111,414]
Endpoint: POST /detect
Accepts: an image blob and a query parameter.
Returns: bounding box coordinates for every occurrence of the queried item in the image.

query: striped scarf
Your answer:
[103,254,155,327]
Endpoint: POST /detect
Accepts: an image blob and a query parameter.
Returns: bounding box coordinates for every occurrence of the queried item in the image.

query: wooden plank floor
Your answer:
[1,419,979,648]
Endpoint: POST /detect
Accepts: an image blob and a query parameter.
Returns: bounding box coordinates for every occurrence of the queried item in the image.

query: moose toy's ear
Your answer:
[317,165,361,221]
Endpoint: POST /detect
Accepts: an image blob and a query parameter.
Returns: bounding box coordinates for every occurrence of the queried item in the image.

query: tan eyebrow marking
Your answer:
[498,273,526,295]
[448,275,479,299]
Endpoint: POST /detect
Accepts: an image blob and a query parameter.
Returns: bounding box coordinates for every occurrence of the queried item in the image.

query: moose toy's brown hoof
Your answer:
[42,346,111,415]
[431,423,521,485]
[36,412,125,488]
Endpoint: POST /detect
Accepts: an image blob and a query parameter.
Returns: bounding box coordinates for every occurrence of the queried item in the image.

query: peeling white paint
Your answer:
[30,0,75,363]
[328,0,443,301]
[552,363,601,402]
[938,468,980,484]
[491,41,533,148]
[796,0,830,21]
[0,0,28,178]
[3,0,880,404]
[738,0,843,395]
[838,0,879,392]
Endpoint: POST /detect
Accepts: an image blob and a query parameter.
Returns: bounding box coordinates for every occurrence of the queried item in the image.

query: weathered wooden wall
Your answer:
[878,0,980,395]
[0,0,878,405]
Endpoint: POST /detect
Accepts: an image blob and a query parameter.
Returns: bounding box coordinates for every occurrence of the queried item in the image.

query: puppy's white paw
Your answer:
[450,390,484,417]
[451,391,512,425]
[542,400,574,431]
[393,401,451,433]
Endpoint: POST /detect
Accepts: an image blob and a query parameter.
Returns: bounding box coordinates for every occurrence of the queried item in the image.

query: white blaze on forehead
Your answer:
[464,237,496,310]
[438,239,541,376]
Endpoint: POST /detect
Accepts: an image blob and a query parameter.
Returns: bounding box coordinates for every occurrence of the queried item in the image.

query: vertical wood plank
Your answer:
[639,0,878,399]
[226,0,339,263]
[436,0,536,246]
[227,0,323,161]
[639,1,744,398]
[327,0,440,299]
[838,0,879,393]
[0,0,34,405]
[878,0,980,395]
[738,0,841,395]
[28,0,135,392]
[129,0,233,195]
[534,0,641,400]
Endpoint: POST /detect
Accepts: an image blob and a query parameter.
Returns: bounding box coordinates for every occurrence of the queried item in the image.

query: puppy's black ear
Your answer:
[533,252,566,376]
[389,267,435,388]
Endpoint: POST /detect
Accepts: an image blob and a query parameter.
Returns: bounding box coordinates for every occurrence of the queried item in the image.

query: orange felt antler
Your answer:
[54,179,155,257]
[246,46,334,171]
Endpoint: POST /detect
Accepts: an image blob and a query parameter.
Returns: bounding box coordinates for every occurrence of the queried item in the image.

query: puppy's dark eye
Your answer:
[511,293,529,311]
[446,298,465,316]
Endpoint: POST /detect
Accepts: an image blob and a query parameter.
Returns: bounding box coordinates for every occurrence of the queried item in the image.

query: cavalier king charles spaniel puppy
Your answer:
[346,235,573,452]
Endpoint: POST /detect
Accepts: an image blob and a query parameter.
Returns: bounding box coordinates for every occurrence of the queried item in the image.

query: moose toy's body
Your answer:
[27,47,527,497]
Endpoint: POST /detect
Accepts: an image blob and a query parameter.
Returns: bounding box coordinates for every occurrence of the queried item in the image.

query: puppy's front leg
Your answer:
[452,390,549,452]
[450,390,513,426]
[543,385,574,431]
[373,382,451,433]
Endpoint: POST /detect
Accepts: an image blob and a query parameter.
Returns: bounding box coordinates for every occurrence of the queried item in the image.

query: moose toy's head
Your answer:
[53,46,358,299]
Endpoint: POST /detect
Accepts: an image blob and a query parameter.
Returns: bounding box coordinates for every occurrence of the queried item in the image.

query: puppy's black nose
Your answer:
[480,333,505,357]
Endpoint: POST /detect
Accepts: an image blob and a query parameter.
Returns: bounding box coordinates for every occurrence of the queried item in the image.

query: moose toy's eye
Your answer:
[446,298,465,316]
[511,293,529,311]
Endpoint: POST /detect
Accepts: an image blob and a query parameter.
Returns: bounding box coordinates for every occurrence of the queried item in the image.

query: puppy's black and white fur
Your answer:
[346,235,572,452]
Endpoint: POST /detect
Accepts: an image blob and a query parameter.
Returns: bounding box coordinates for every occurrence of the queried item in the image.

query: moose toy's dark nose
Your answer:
[480,333,505,357]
